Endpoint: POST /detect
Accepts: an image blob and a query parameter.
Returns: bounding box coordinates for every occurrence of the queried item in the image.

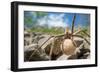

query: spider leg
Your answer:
[28,36,54,60]
[73,29,90,38]
[72,34,90,45]
[49,37,55,59]
[71,38,77,47]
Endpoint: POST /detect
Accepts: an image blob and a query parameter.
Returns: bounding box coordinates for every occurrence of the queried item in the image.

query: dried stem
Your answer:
[71,14,76,35]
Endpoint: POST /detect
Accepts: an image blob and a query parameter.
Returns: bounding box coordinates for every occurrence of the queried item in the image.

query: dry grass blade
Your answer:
[82,31,90,37]
[71,14,76,35]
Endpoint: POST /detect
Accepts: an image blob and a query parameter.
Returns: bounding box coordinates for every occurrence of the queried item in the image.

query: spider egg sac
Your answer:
[63,39,76,55]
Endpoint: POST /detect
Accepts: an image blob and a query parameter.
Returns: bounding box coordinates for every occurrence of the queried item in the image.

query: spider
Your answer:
[28,14,90,60]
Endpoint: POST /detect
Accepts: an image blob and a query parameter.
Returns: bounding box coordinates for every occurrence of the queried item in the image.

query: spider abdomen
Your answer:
[63,39,76,55]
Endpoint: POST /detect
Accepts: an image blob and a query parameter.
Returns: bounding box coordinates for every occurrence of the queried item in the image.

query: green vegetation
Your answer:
[28,27,64,35]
